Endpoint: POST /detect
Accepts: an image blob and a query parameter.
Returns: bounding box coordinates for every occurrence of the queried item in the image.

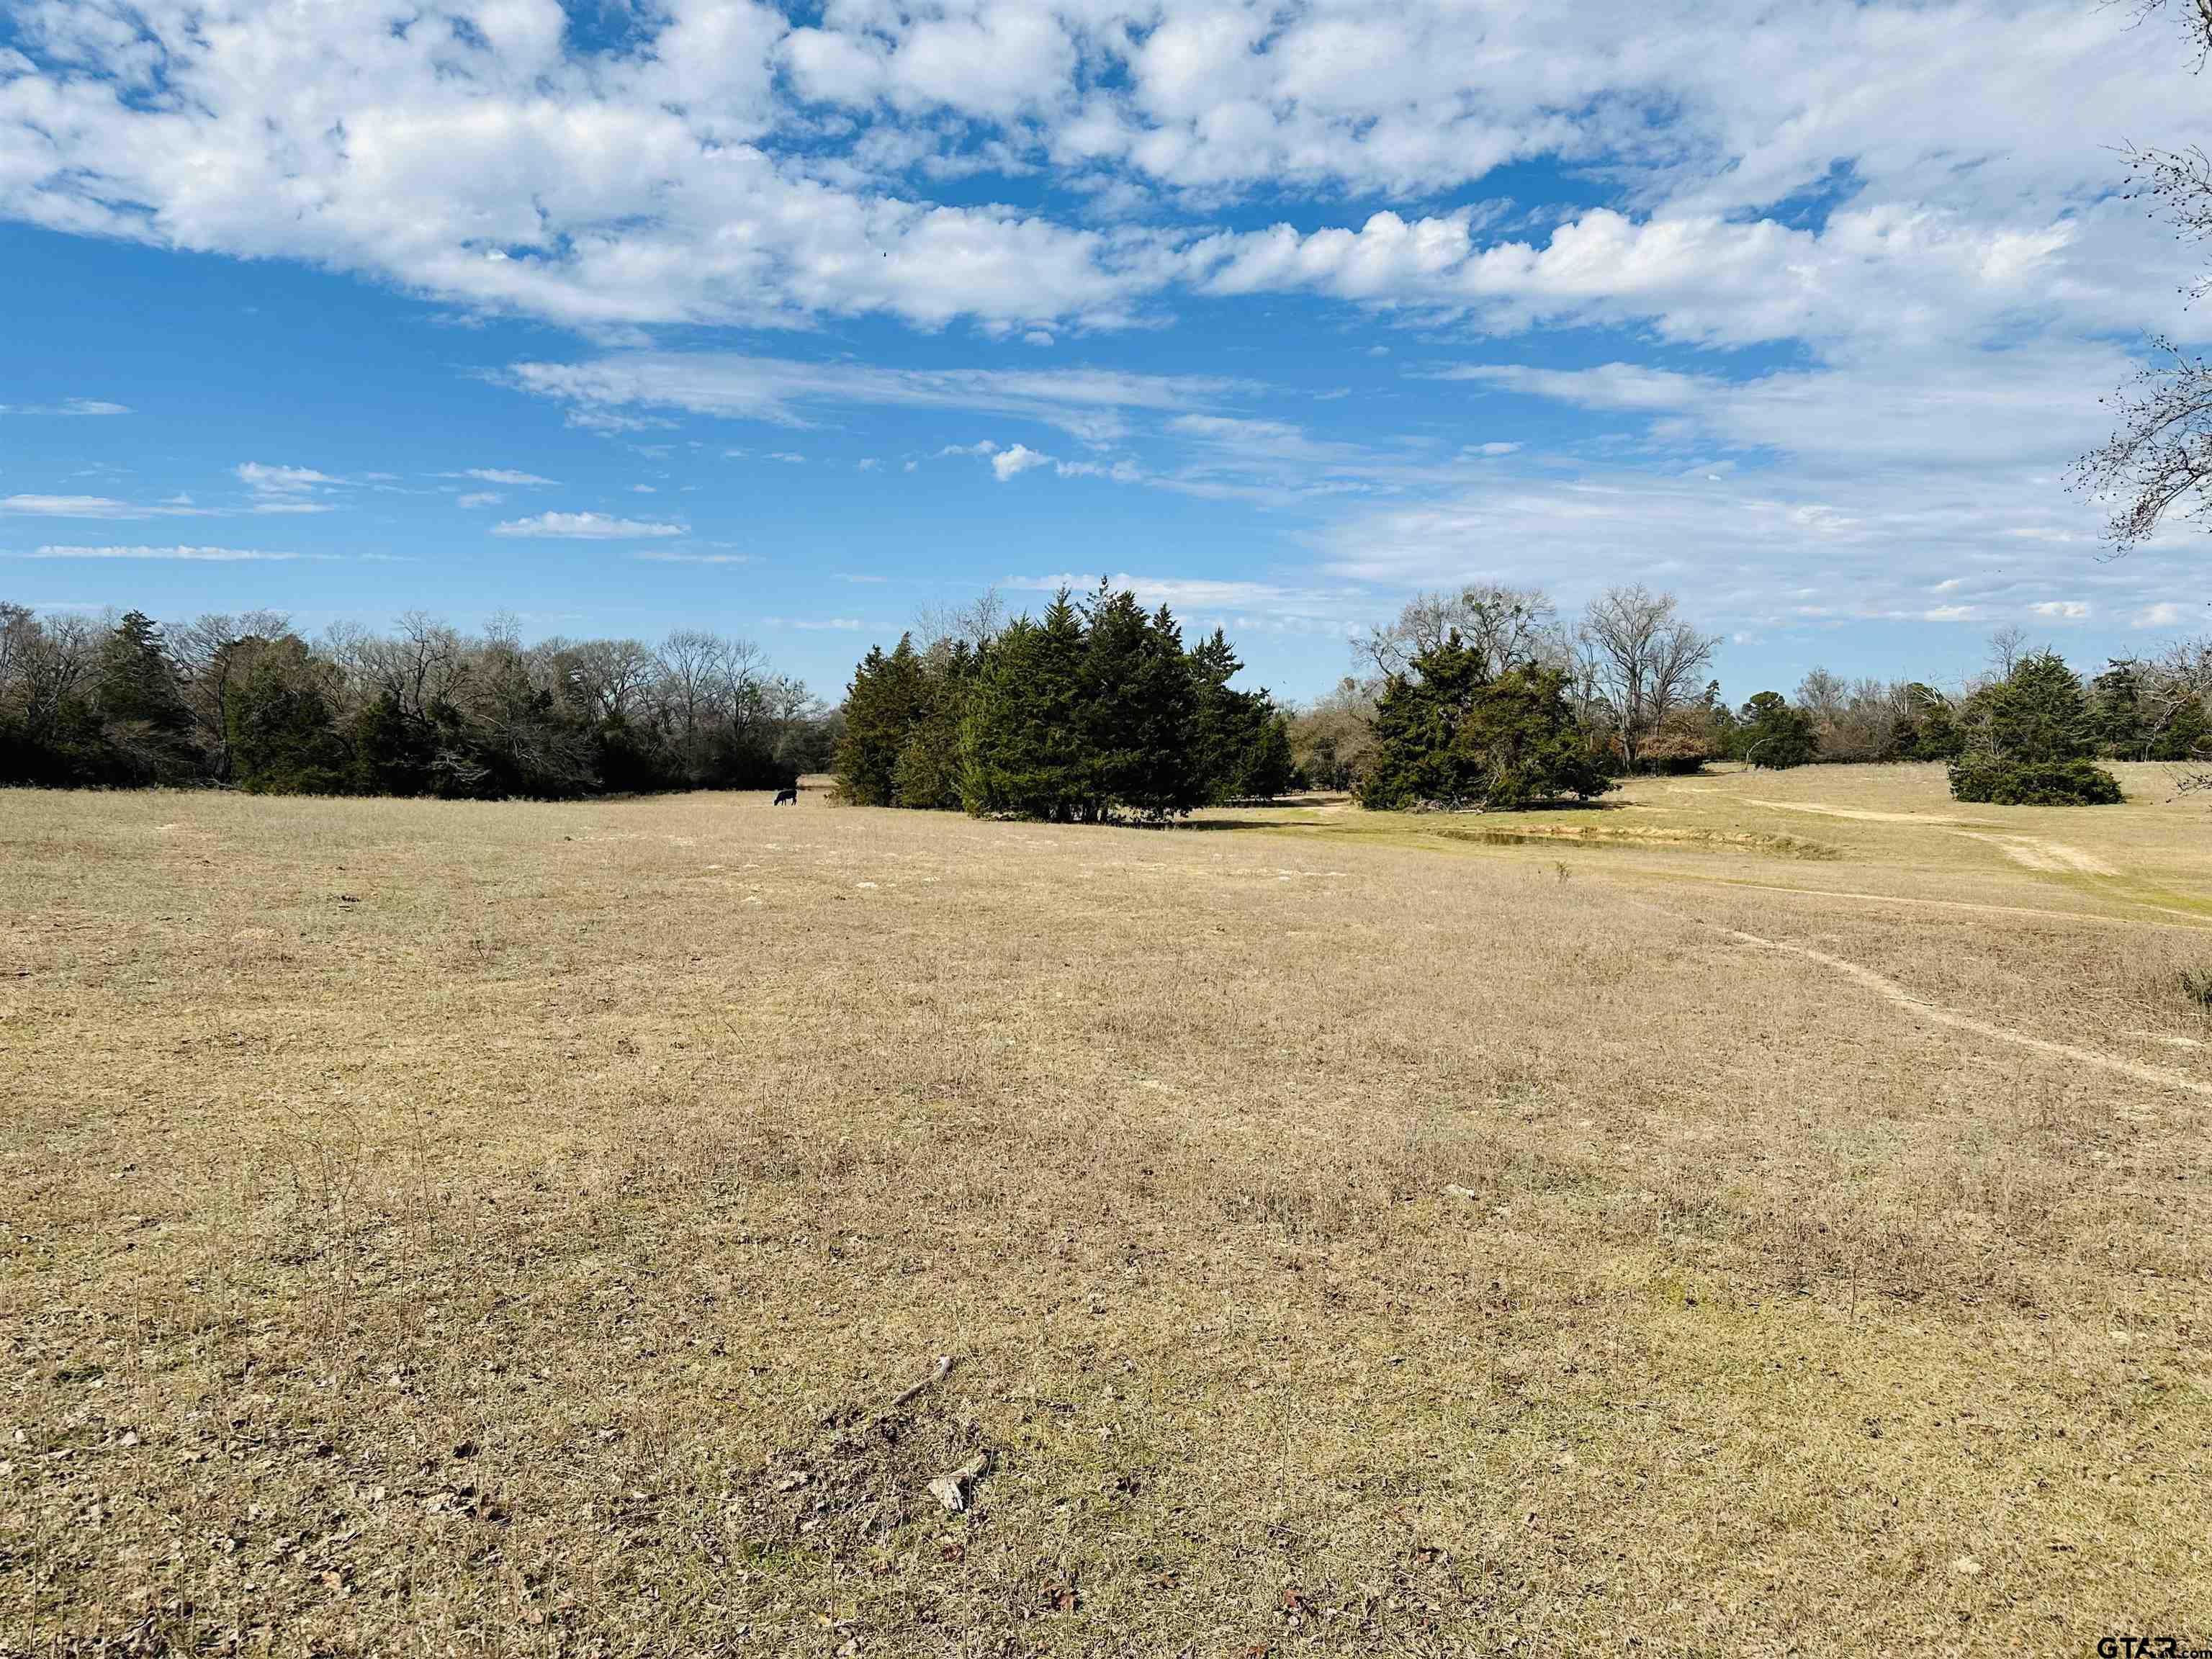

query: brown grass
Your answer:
[2,765,2209,1655]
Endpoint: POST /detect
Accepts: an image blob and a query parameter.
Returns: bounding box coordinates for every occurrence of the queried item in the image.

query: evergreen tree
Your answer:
[1986,651,2090,764]
[1735,691,1820,768]
[961,594,1089,820]
[228,637,349,793]
[94,611,198,783]
[1359,634,1611,809]
[1893,683,1966,761]
[1949,651,2122,805]
[835,636,930,806]
[894,642,973,809]
[351,690,436,796]
[1237,706,1298,800]
[1187,627,1248,803]
[2151,692,2211,761]
[2089,660,2150,759]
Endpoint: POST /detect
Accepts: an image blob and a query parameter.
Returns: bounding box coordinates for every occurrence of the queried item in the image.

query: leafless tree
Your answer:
[916,588,1006,654]
[2074,3,2212,546]
[2127,0,2212,59]
[1794,667,1913,761]
[1985,624,2031,681]
[350,611,467,719]
[1576,585,1719,772]
[0,609,98,732]
[168,611,290,779]
[1287,676,1381,791]
[1355,583,1565,680]
[562,637,657,721]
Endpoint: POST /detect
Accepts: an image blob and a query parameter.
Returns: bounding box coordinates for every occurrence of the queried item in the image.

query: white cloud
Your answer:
[235,462,341,495]
[0,0,2203,352]
[491,511,686,539]
[765,615,864,630]
[1005,571,1371,631]
[9,544,334,560]
[456,491,504,509]
[0,397,129,415]
[1,493,206,518]
[634,550,750,564]
[509,354,1251,446]
[451,468,559,487]
[991,444,1053,480]
[2029,600,2090,620]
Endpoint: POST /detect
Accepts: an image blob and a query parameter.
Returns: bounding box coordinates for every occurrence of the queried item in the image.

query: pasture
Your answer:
[3,765,2208,1655]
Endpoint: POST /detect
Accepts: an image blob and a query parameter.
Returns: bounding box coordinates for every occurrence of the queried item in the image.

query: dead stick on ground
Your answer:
[884,1354,956,1415]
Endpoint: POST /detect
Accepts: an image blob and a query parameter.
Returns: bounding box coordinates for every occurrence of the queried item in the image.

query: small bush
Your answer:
[1947,755,2123,806]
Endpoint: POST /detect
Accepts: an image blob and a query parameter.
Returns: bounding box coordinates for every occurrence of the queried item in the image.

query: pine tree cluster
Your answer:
[835,583,1295,822]
[1355,634,1617,811]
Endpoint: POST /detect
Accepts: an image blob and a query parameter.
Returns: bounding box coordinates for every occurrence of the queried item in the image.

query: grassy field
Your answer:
[4,763,2208,1655]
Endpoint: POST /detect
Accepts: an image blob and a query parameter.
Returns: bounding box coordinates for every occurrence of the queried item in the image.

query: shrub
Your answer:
[1946,756,2123,805]
[1733,691,1819,768]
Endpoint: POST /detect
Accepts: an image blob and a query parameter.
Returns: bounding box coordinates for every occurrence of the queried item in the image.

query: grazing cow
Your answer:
[773,786,799,806]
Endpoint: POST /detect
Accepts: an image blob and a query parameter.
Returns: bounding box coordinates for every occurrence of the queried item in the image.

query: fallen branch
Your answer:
[883,1354,955,1415]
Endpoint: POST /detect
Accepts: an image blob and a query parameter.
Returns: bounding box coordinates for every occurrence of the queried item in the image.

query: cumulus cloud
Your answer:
[491,511,686,539]
[991,444,1053,480]
[235,462,341,495]
[0,0,2201,351]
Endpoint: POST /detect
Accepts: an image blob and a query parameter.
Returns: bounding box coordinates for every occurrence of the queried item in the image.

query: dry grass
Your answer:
[2,764,2209,1655]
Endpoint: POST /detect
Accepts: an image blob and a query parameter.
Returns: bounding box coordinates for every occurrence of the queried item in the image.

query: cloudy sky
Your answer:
[4,0,2211,700]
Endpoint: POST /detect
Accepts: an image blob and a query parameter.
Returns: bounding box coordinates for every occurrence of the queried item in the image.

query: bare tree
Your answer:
[1,610,98,732]
[1794,667,1914,762]
[1575,585,1718,772]
[562,637,657,721]
[1355,584,1564,680]
[1985,624,2031,680]
[2074,3,2212,545]
[2128,0,2212,60]
[168,611,290,780]
[915,588,1006,654]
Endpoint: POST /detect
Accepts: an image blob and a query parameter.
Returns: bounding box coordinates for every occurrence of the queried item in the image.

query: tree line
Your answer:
[0,602,833,798]
[1286,585,2212,811]
[835,583,1295,821]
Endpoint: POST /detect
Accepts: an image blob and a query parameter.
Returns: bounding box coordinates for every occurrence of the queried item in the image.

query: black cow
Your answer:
[773,786,799,806]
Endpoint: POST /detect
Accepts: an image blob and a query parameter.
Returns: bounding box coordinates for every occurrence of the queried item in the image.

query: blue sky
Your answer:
[4,0,2211,703]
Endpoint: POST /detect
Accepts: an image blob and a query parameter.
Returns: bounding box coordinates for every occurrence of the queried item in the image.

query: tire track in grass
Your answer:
[1627,899,2212,1098]
[1713,923,2212,1098]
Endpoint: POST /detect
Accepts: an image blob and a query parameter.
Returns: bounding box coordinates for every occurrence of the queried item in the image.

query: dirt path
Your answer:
[1946,830,2118,876]
[1709,922,2212,1098]
[1692,790,2128,881]
[1638,871,2212,932]
[1740,796,1983,826]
